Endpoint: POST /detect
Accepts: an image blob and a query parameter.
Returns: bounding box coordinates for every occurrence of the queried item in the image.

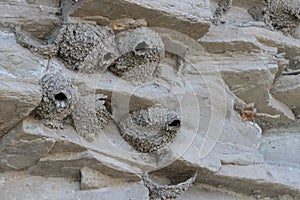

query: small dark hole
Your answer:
[168,119,181,127]
[135,41,148,51]
[54,92,67,101]
[104,52,113,61]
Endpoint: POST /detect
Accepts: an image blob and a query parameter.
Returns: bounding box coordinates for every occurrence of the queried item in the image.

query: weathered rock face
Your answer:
[271,74,300,118]
[0,1,60,40]
[64,0,212,39]
[0,31,46,136]
[0,0,300,200]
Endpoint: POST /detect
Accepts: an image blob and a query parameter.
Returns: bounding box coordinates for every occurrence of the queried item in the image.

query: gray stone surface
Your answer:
[0,171,148,200]
[0,31,46,136]
[271,74,300,118]
[80,167,130,190]
[0,120,55,170]
[67,0,212,39]
[29,150,140,181]
[260,133,300,167]
[198,26,274,53]
[0,1,60,39]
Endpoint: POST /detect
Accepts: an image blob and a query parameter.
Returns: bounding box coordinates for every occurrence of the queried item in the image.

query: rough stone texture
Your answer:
[80,167,128,190]
[248,26,300,59]
[0,171,149,200]
[1,0,300,199]
[260,132,300,167]
[198,164,300,199]
[0,1,60,40]
[109,18,147,33]
[4,117,173,180]
[0,31,46,136]
[198,26,296,128]
[271,74,300,118]
[66,0,212,39]
[178,183,261,200]
[198,26,273,53]
[29,150,139,181]
[0,79,42,137]
[0,120,55,170]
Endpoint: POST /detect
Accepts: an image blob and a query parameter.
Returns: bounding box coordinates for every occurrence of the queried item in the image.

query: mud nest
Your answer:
[57,23,116,72]
[118,106,181,153]
[109,27,164,81]
[142,171,197,200]
[34,72,77,128]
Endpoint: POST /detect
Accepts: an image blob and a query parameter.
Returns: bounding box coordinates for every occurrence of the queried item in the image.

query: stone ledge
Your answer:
[65,0,212,39]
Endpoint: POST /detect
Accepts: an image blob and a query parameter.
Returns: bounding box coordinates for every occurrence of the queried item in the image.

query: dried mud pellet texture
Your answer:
[73,93,112,142]
[57,23,116,73]
[142,172,197,200]
[118,106,181,153]
[213,0,233,24]
[264,0,300,35]
[109,27,164,84]
[34,72,77,129]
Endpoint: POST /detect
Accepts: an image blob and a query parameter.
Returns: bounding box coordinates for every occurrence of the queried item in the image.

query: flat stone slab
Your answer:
[260,133,300,167]
[67,0,212,39]
[271,74,300,116]
[0,121,55,171]
[0,31,46,136]
[0,1,60,40]
[0,171,148,200]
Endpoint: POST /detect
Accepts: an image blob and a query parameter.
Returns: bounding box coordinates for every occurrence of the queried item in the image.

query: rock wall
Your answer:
[0,0,300,199]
